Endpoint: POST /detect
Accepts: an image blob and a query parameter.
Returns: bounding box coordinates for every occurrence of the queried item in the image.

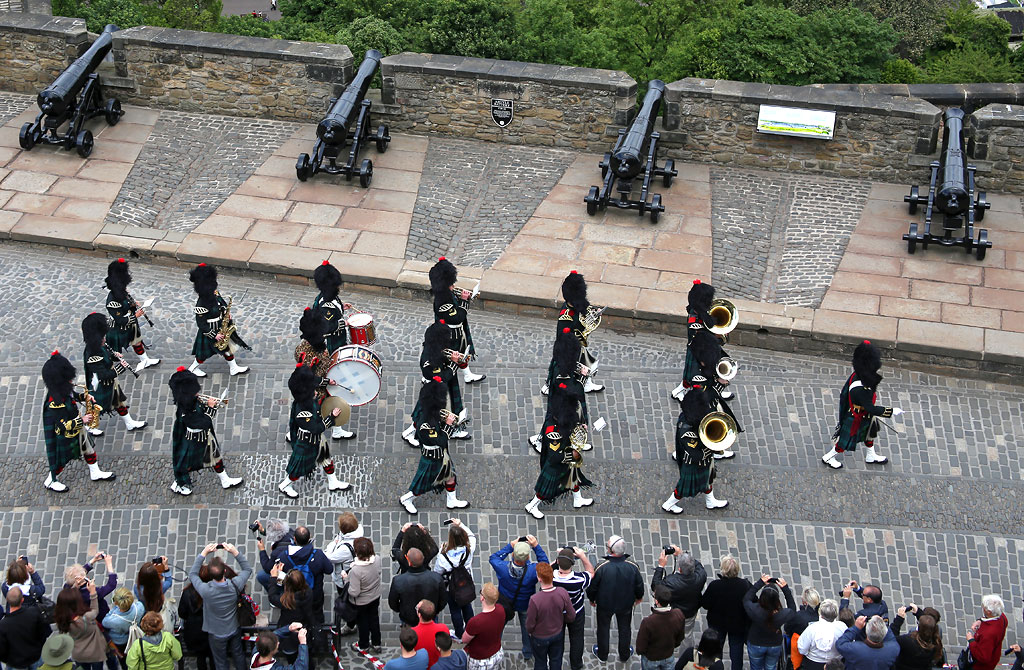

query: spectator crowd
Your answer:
[0,514,1018,670]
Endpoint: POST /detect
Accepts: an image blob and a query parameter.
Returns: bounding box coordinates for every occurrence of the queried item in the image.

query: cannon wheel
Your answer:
[375,125,390,153]
[662,160,675,188]
[296,153,312,182]
[18,123,35,151]
[600,153,611,179]
[585,187,599,216]
[908,186,918,215]
[975,192,987,221]
[105,99,122,126]
[976,230,988,261]
[650,194,662,224]
[906,224,917,254]
[359,159,373,188]
[76,130,94,158]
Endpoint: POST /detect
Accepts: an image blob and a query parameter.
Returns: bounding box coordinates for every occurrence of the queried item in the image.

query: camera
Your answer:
[19,555,28,564]
[216,543,224,550]
[663,545,675,556]
[152,557,163,565]
[443,519,455,526]
[249,521,265,536]
[518,536,528,543]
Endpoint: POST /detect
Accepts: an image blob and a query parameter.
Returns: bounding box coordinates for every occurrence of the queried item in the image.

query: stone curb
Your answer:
[3,228,1021,380]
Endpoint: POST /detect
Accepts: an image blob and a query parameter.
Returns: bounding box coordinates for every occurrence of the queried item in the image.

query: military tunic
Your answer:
[286,398,332,478]
[409,421,455,496]
[534,425,592,503]
[434,290,475,358]
[171,398,222,487]
[191,292,250,361]
[43,391,96,476]
[105,291,142,353]
[312,293,347,353]
[83,345,128,416]
[832,373,893,452]
[410,351,463,425]
[673,416,715,497]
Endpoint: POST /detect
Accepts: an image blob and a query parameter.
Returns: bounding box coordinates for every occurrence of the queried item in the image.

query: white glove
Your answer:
[892,407,904,416]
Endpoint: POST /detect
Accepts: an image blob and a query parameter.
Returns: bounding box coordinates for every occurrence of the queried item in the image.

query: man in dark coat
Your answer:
[388,548,446,627]
[651,549,707,646]
[586,535,644,663]
[0,587,51,669]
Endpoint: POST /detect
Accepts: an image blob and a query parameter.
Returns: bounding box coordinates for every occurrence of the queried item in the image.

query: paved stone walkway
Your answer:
[0,246,1021,670]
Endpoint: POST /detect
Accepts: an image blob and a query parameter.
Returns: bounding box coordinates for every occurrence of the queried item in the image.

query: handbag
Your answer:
[333,581,358,625]
[233,581,258,627]
[496,566,526,624]
[957,647,974,670]
[26,593,55,624]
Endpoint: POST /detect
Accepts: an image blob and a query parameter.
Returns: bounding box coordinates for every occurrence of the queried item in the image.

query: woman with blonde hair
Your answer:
[434,519,477,637]
[102,587,145,667]
[126,612,182,670]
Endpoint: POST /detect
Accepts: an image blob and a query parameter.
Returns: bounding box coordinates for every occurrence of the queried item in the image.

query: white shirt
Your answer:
[799,620,849,663]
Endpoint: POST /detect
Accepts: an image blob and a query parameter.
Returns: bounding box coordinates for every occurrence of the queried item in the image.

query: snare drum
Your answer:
[326,345,384,406]
[346,312,377,347]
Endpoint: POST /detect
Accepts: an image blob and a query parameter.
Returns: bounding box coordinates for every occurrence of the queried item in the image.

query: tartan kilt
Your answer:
[674,461,714,498]
[535,459,592,502]
[93,380,127,416]
[174,434,218,475]
[106,325,140,353]
[286,441,320,479]
[44,431,88,474]
[410,450,452,495]
[833,414,877,452]
[683,348,700,385]
[326,331,347,353]
[192,333,219,361]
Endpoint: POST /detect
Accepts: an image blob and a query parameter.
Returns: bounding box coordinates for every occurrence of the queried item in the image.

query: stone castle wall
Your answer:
[0,14,89,95]
[379,53,637,151]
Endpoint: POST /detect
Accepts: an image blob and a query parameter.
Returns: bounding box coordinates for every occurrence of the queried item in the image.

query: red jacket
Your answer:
[969,613,1008,670]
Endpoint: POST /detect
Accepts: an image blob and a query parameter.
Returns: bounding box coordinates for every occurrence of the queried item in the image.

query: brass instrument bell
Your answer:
[698,411,737,452]
[708,299,738,337]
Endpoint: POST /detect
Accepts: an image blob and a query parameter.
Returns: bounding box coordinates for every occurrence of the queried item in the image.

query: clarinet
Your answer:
[106,344,139,378]
[127,291,154,327]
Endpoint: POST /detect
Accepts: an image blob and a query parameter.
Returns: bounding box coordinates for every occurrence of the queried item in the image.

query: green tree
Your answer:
[162,0,222,31]
[424,0,518,59]
[336,16,406,60]
[932,0,1012,56]
[925,45,1017,82]
[513,0,604,68]
[880,58,923,83]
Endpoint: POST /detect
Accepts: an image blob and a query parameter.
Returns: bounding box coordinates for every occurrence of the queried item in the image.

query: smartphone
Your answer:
[518,536,528,543]
[19,555,28,564]
[216,543,224,550]
[152,557,163,565]
[443,519,454,526]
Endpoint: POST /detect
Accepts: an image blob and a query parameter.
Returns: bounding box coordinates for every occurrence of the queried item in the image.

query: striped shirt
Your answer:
[552,570,591,614]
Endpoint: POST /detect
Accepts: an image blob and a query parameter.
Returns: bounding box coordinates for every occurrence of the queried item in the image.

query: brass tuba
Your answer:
[708,299,738,338]
[716,356,739,381]
[698,411,738,452]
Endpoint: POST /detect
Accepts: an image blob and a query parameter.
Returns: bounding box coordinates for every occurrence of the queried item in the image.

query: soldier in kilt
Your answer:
[687,328,739,461]
[82,313,146,433]
[41,350,114,492]
[661,387,728,514]
[312,260,351,353]
[402,322,468,447]
[294,307,354,440]
[104,258,159,373]
[671,280,733,400]
[530,328,590,453]
[430,257,485,384]
[168,366,243,496]
[279,364,352,499]
[187,263,251,378]
[543,271,603,394]
[524,393,593,519]
[399,380,469,515]
[822,340,903,470]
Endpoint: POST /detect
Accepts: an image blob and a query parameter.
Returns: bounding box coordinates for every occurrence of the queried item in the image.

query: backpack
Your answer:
[24,593,55,625]
[284,551,316,590]
[441,551,475,608]
[125,622,145,655]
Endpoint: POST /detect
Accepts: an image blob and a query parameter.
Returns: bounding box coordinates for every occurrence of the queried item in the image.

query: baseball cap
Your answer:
[557,548,575,570]
[513,542,531,563]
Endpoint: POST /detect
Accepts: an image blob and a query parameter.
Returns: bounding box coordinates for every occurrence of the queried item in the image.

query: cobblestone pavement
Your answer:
[0,243,1021,668]
[710,168,870,307]
[406,138,574,267]
[0,92,32,127]
[104,111,298,232]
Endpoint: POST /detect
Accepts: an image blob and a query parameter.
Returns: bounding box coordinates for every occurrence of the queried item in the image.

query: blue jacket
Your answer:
[489,544,549,612]
[840,598,890,622]
[103,600,146,644]
[836,625,899,670]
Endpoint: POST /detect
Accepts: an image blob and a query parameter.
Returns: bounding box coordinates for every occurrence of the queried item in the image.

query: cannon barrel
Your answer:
[316,49,382,146]
[37,24,118,118]
[937,107,969,217]
[611,79,665,180]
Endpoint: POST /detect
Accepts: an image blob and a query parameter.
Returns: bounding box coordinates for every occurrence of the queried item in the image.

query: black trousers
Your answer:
[565,609,586,670]
[595,607,632,662]
[354,598,382,649]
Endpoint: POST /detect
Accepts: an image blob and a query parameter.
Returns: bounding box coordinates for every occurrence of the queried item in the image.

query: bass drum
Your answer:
[326,345,384,407]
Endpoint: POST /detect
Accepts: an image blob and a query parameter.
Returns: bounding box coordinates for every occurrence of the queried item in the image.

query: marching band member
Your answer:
[430,257,485,384]
[822,340,903,469]
[168,366,243,496]
[312,260,352,354]
[530,328,590,452]
[104,258,159,373]
[524,393,593,519]
[187,263,251,378]
[279,363,351,498]
[295,307,354,440]
[671,280,733,401]
[399,380,469,514]
[41,350,114,492]
[543,271,603,394]
[82,313,146,433]
[687,328,738,460]
[662,386,728,514]
[402,323,469,446]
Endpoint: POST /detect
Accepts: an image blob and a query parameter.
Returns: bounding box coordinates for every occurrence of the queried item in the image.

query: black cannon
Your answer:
[584,79,677,224]
[903,108,991,260]
[19,24,124,159]
[296,49,391,186]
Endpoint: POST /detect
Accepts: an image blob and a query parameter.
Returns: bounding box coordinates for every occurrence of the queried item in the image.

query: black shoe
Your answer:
[619,646,634,662]
[591,645,607,662]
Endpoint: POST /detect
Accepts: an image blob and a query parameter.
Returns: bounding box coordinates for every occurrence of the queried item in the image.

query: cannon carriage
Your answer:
[584,79,678,224]
[19,24,124,159]
[296,49,391,186]
[903,108,992,260]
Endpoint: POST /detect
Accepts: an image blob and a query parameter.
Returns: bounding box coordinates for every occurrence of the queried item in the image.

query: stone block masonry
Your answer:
[0,14,90,95]
[969,103,1024,194]
[380,53,637,151]
[109,26,354,122]
[661,78,943,186]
